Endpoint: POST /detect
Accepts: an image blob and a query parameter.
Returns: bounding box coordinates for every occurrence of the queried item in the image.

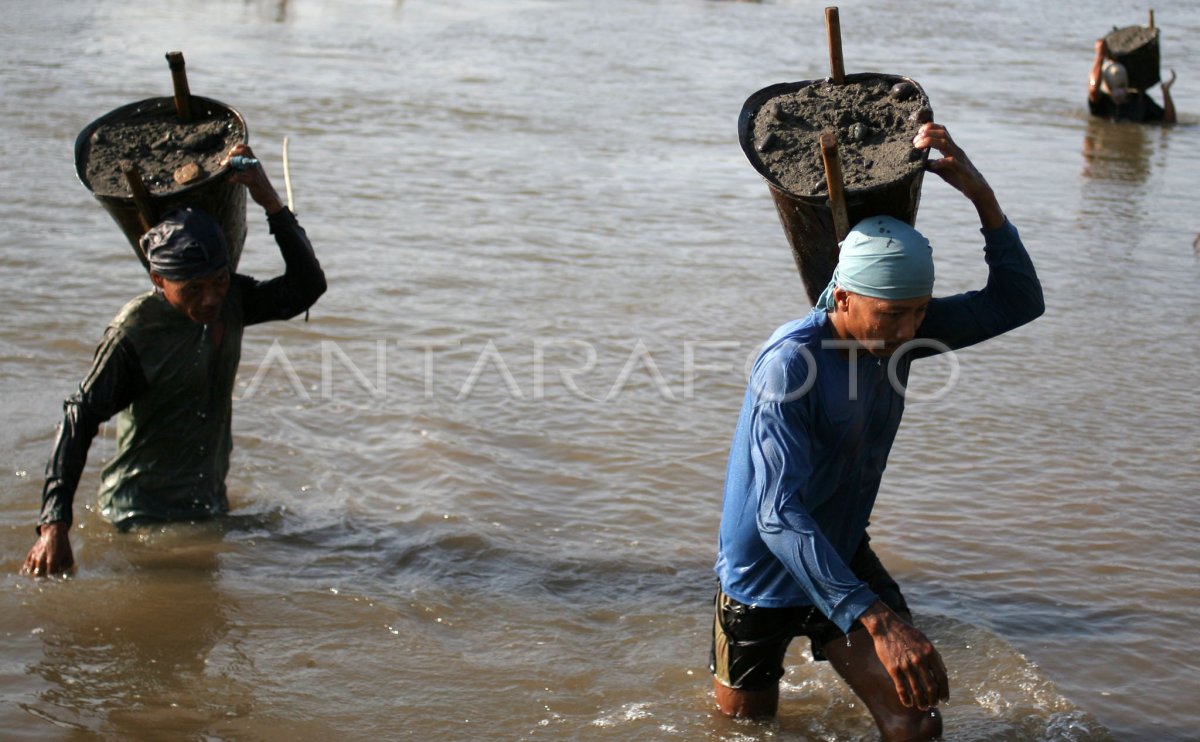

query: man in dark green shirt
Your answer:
[22,144,326,576]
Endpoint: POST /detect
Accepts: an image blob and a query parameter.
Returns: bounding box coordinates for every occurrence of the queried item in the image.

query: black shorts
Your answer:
[709,535,909,691]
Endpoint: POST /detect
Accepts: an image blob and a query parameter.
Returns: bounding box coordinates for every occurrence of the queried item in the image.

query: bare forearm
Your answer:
[971,186,1005,231]
[248,179,285,215]
[1089,39,1108,104]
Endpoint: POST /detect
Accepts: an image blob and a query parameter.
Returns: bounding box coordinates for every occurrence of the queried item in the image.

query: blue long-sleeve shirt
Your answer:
[714,218,1043,633]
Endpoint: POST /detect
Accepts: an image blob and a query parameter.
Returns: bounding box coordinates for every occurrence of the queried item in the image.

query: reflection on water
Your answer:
[2,0,1199,739]
[1080,117,1154,183]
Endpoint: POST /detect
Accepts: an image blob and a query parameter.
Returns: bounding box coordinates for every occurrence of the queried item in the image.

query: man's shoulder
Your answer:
[752,311,828,386]
[109,291,165,331]
[764,311,828,351]
[107,289,202,342]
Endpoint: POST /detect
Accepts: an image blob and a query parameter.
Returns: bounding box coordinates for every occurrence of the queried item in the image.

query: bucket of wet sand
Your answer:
[739,72,932,306]
[1104,25,1160,93]
[74,95,249,273]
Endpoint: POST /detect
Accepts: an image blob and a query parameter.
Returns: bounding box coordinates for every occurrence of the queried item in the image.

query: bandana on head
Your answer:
[815,215,934,310]
[140,207,228,281]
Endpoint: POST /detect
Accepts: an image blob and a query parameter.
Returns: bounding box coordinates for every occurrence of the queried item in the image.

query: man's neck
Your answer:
[826,308,848,342]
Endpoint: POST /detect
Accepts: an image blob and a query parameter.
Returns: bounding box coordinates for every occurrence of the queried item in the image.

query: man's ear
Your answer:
[149,272,165,290]
[832,286,850,312]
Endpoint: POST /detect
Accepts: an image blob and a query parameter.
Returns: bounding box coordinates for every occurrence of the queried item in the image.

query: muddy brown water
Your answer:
[2,1,1199,741]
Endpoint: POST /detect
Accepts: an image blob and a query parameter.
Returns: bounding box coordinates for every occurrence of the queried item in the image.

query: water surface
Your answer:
[2,1,1198,739]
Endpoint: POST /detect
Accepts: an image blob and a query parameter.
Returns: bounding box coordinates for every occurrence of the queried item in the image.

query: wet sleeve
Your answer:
[915,218,1045,355]
[39,330,146,528]
[1089,93,1114,118]
[1139,94,1166,122]
[242,208,328,326]
[750,358,878,633]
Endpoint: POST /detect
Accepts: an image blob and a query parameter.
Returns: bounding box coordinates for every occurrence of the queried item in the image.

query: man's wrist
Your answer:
[246,181,285,214]
[971,189,1005,231]
[261,194,286,214]
[257,195,286,215]
[857,601,897,637]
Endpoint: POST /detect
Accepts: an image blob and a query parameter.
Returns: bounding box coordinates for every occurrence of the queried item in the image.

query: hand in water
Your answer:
[21,523,74,577]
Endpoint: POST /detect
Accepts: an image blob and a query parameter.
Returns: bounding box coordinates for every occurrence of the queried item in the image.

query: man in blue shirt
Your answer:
[711,122,1044,740]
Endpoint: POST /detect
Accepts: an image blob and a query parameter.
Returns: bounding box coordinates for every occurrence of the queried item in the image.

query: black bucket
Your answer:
[739,73,930,306]
[74,95,249,273]
[1105,25,1160,92]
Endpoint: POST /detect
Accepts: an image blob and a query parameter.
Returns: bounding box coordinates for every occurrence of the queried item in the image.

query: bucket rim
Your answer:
[1104,24,1161,51]
[74,95,249,203]
[738,72,930,204]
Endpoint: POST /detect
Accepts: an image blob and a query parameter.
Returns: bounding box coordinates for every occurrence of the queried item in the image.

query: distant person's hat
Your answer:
[1101,60,1131,104]
[140,207,229,281]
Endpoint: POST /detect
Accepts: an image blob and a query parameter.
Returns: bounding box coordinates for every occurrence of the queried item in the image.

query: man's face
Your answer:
[834,289,930,358]
[151,269,231,325]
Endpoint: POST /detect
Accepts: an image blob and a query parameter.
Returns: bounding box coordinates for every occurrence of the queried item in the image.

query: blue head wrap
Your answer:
[815,215,934,310]
[140,207,228,281]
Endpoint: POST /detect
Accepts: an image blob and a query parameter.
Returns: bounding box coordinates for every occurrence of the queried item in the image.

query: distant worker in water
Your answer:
[1088,37,1176,124]
[21,144,327,577]
[709,122,1044,740]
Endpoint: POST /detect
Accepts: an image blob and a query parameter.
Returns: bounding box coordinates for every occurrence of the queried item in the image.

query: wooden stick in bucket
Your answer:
[825,7,845,84]
[166,51,192,123]
[819,132,850,243]
[120,160,158,268]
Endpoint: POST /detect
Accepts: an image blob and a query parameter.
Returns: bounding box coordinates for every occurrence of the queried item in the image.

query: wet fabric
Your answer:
[140,207,229,281]
[1088,89,1166,122]
[710,535,908,689]
[815,215,934,311]
[92,286,243,524]
[714,219,1043,634]
[39,209,325,529]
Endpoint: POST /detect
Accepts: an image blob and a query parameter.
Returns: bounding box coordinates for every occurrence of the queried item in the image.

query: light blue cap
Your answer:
[815,215,934,310]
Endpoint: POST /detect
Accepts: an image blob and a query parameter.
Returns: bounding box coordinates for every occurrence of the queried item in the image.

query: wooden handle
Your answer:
[121,160,158,237]
[825,7,845,84]
[166,51,192,122]
[1148,9,1154,29]
[819,132,850,242]
[282,136,295,212]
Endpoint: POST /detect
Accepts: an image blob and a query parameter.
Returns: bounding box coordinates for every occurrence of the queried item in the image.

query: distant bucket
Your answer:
[739,73,931,306]
[74,95,249,273]
[1104,25,1161,92]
